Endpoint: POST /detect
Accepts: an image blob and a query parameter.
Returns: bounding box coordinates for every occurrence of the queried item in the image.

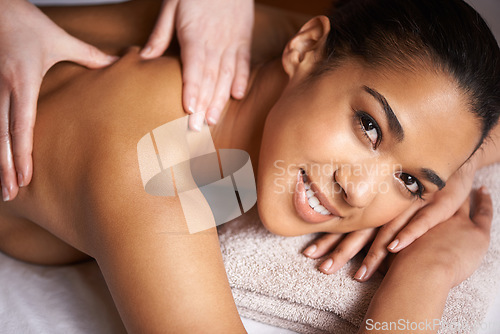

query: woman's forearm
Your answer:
[358,255,453,334]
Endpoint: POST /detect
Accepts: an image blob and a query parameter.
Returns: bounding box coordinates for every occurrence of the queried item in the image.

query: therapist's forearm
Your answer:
[358,255,452,334]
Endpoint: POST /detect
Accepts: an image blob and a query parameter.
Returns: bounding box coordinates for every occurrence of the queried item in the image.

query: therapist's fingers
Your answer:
[140,0,178,59]
[230,43,251,100]
[194,48,222,120]
[0,90,19,202]
[205,45,250,125]
[58,33,118,69]
[8,73,41,192]
[181,41,205,118]
[204,49,235,125]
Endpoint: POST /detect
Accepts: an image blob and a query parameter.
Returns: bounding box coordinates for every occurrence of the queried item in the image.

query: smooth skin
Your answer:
[0,2,495,332]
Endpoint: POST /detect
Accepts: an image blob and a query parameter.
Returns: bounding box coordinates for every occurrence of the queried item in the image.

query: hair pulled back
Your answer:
[320,0,500,144]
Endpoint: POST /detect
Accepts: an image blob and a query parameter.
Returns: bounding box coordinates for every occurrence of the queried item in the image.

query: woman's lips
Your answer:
[293,170,341,224]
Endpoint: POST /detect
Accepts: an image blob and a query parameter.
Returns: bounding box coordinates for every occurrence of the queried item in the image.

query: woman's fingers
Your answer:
[387,200,451,253]
[471,186,493,231]
[317,229,376,275]
[140,0,178,59]
[387,165,476,253]
[354,221,405,282]
[302,233,344,259]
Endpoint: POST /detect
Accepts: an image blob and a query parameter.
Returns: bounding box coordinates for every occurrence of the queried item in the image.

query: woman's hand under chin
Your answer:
[302,161,478,281]
[357,188,492,333]
[392,187,492,288]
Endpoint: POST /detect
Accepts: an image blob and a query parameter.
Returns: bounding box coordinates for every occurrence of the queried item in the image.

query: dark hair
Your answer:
[319,0,500,145]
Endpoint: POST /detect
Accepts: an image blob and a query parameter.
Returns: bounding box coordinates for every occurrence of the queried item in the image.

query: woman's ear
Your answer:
[282,16,331,78]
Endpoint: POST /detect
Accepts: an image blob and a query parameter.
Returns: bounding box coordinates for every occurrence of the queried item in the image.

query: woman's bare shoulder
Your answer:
[32,48,186,213]
[16,49,191,243]
[39,47,185,149]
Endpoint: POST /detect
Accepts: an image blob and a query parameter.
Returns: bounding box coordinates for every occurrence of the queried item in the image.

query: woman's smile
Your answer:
[293,169,343,224]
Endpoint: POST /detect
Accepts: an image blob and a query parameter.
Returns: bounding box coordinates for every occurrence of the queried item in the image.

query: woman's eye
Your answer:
[357,112,381,148]
[397,172,423,198]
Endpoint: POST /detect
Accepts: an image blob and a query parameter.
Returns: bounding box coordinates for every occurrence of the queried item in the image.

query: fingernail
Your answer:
[190,112,204,132]
[387,239,399,251]
[17,173,24,188]
[207,116,217,125]
[235,86,246,99]
[207,108,219,125]
[303,244,317,257]
[480,186,489,195]
[141,46,152,57]
[106,55,119,63]
[188,98,197,114]
[354,264,367,281]
[192,122,201,132]
[2,187,10,202]
[320,258,333,272]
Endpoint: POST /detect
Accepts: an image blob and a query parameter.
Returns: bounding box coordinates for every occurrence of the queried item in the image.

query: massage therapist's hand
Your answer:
[303,163,477,280]
[140,0,254,131]
[0,0,117,201]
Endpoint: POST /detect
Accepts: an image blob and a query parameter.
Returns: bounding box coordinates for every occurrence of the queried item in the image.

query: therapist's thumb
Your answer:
[61,35,118,69]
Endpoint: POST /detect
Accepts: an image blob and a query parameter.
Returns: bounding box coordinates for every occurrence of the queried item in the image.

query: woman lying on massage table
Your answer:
[0,0,498,332]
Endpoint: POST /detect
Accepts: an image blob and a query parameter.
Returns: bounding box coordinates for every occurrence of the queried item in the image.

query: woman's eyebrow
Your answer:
[421,168,446,190]
[363,86,404,142]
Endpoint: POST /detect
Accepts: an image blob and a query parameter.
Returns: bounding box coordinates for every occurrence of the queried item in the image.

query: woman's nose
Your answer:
[334,164,379,208]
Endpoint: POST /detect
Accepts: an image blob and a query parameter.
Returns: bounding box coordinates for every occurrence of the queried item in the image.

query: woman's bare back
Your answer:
[0,0,187,264]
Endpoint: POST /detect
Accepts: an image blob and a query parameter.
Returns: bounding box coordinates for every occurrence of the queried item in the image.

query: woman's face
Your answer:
[257,60,480,236]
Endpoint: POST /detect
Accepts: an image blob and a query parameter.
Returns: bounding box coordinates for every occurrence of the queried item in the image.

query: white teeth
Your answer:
[314,205,326,213]
[303,178,332,216]
[308,197,320,207]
